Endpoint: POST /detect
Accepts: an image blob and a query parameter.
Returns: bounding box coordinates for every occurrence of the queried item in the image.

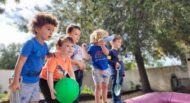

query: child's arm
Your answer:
[47,72,56,99]
[109,60,120,69]
[9,55,27,92]
[68,68,76,80]
[82,43,90,60]
[101,45,109,55]
[108,51,120,69]
[68,60,76,80]
[45,57,57,99]
[68,70,76,80]
[71,60,86,70]
[99,39,109,55]
[108,59,117,67]
[115,62,120,69]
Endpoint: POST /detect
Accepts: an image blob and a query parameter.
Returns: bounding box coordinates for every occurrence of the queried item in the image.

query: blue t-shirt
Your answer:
[21,37,49,83]
[88,44,108,70]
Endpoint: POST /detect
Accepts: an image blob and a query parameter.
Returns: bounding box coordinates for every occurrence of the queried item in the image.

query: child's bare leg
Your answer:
[102,82,108,103]
[95,84,102,103]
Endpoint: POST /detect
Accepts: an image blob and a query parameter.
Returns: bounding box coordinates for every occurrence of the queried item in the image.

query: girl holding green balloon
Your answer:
[39,36,76,103]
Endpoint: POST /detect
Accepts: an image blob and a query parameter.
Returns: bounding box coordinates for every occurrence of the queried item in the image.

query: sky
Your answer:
[0,15,30,45]
[0,0,51,45]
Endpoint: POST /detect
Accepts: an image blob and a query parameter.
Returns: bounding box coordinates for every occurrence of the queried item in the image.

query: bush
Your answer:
[0,93,9,102]
[81,85,94,95]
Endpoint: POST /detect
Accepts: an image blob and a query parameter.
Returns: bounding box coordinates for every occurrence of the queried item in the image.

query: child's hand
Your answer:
[9,81,20,92]
[78,62,86,70]
[98,39,106,47]
[50,89,57,100]
[115,62,120,69]
[71,77,76,81]
[82,43,87,48]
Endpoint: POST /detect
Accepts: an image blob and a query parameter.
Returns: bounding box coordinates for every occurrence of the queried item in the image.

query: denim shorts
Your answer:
[92,68,110,85]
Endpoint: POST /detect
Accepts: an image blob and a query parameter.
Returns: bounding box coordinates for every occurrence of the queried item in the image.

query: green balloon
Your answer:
[55,78,79,103]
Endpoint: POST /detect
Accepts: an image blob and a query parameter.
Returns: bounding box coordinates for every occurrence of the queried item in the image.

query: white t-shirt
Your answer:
[71,44,85,71]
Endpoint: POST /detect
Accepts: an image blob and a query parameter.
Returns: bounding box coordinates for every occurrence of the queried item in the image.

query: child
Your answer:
[39,36,76,103]
[84,29,110,103]
[66,24,87,103]
[108,35,124,103]
[9,12,58,103]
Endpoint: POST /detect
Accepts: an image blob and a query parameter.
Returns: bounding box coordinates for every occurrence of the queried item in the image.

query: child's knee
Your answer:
[95,85,102,91]
[102,83,108,88]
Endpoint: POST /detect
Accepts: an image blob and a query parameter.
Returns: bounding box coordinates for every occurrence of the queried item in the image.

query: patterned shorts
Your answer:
[92,68,110,85]
[19,82,40,103]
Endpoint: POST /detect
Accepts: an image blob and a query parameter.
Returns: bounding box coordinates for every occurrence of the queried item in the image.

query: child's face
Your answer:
[112,39,122,49]
[60,42,74,57]
[36,24,55,41]
[68,28,81,43]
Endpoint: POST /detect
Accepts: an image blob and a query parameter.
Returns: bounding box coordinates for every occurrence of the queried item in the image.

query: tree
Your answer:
[0,43,21,69]
[49,0,190,92]
[50,0,153,92]
[0,0,20,13]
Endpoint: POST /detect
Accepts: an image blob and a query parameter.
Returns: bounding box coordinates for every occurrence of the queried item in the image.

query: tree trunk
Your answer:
[134,45,152,93]
[132,0,152,93]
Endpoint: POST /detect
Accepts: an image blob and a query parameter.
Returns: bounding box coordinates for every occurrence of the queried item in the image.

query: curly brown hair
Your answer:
[30,12,58,34]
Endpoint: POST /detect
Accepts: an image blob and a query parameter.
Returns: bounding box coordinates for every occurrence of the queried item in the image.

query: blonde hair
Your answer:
[90,29,109,43]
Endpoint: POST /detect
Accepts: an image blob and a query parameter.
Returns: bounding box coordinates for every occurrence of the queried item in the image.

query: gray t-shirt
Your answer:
[71,44,85,71]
